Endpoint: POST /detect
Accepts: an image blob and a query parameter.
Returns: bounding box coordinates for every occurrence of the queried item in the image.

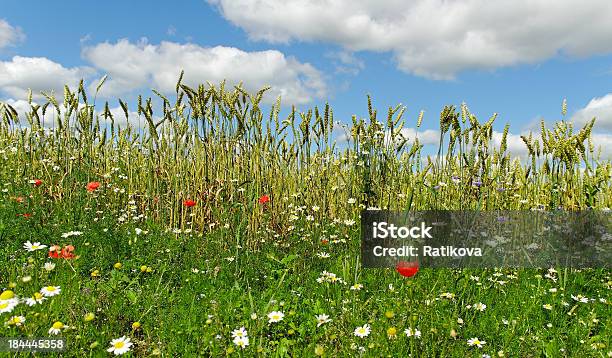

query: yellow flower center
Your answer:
[0,302,8,309]
[0,290,14,300]
[52,321,64,329]
[46,286,56,292]
[114,342,125,349]
[34,292,43,300]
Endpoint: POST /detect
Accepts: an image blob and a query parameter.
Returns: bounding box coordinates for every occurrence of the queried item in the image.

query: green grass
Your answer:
[0,79,610,356]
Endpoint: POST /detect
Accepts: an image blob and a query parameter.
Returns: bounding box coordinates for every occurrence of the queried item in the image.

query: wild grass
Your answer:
[0,76,610,356]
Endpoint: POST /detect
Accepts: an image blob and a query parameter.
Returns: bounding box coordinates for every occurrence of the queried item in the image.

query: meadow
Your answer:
[0,76,610,357]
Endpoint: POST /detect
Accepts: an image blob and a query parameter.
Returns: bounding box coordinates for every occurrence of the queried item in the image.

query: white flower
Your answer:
[467,337,486,348]
[107,336,133,355]
[0,298,19,313]
[23,241,47,252]
[347,198,357,204]
[474,302,487,312]
[354,324,371,338]
[267,311,284,323]
[231,327,248,338]
[404,327,421,338]
[571,294,589,303]
[344,219,356,226]
[542,304,553,310]
[48,321,64,335]
[61,231,82,238]
[233,336,249,348]
[350,283,363,291]
[316,314,332,327]
[440,292,455,299]
[40,286,61,297]
[5,315,25,326]
[24,292,46,306]
[317,252,330,259]
[43,262,56,271]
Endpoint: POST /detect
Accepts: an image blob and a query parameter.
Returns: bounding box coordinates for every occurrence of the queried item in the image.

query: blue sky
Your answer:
[1,0,611,157]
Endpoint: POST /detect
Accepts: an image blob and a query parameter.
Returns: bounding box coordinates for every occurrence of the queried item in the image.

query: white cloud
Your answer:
[571,94,612,131]
[82,39,327,104]
[590,133,612,159]
[209,0,612,79]
[491,130,529,158]
[0,19,24,49]
[326,50,364,75]
[0,56,94,99]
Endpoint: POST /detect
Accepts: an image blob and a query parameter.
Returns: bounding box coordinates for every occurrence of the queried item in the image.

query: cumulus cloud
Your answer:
[0,19,24,49]
[0,56,94,99]
[571,93,612,131]
[82,39,327,104]
[209,0,612,79]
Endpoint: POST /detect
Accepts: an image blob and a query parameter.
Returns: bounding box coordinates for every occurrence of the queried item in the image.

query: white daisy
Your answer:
[267,311,284,323]
[354,324,371,338]
[48,321,64,335]
[404,327,421,338]
[316,314,332,327]
[43,262,55,271]
[5,315,25,326]
[467,337,486,348]
[474,302,487,312]
[25,292,46,306]
[40,286,61,297]
[350,283,363,291]
[0,298,19,313]
[107,336,133,355]
[233,336,249,348]
[231,327,248,338]
[23,241,47,252]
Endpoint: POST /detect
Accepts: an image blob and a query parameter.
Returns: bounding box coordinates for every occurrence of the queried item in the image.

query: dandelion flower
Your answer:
[267,311,284,323]
[23,241,47,252]
[354,324,371,338]
[467,337,486,348]
[48,321,64,335]
[107,336,133,355]
[316,314,331,327]
[40,286,61,297]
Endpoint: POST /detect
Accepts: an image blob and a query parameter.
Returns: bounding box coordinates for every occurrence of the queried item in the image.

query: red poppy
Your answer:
[15,196,24,203]
[18,213,32,219]
[321,238,329,245]
[33,179,43,187]
[396,261,419,278]
[86,181,101,192]
[48,245,61,259]
[258,195,270,205]
[183,199,196,207]
[60,245,75,259]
